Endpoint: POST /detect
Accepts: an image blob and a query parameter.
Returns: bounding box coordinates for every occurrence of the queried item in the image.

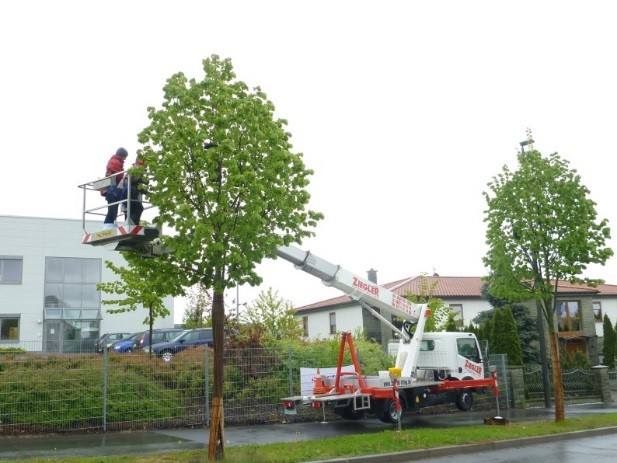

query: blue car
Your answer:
[109,331,143,354]
[149,328,213,362]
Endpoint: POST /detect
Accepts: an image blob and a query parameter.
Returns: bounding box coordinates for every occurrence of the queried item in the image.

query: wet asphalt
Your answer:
[0,401,616,461]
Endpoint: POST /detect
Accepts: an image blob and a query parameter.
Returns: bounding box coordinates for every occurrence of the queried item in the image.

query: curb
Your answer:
[306,426,617,463]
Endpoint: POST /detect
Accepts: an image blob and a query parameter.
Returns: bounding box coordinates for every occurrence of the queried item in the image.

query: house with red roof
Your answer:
[295,272,617,364]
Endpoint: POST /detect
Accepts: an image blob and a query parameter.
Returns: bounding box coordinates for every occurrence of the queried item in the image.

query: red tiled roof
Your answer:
[295,276,616,311]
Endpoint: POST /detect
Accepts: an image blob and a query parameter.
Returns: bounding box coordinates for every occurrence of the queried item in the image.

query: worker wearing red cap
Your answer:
[102,147,128,228]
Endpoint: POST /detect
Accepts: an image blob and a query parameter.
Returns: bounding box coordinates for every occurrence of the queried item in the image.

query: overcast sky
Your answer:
[3,1,617,323]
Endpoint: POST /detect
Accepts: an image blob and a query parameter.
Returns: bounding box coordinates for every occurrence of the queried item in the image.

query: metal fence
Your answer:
[523,365,603,399]
[0,341,505,435]
[2,345,606,435]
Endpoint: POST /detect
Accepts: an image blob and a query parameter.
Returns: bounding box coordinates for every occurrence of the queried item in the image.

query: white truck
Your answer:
[276,245,498,423]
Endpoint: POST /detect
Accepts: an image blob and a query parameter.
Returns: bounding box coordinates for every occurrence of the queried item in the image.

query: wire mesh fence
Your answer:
[0,340,385,435]
[2,343,606,435]
[523,365,604,400]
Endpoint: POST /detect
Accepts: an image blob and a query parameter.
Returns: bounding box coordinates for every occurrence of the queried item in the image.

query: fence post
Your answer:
[288,346,293,396]
[591,365,612,402]
[507,366,526,409]
[205,345,210,427]
[489,354,510,414]
[102,346,108,431]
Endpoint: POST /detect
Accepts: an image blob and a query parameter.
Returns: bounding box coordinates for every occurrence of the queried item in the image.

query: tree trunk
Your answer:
[549,332,565,421]
[208,290,226,460]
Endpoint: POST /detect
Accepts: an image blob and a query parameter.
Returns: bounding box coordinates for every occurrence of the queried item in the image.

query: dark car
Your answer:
[149,328,213,362]
[108,331,143,354]
[95,332,131,353]
[136,328,184,351]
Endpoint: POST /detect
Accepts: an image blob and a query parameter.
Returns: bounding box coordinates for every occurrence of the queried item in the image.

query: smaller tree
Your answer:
[242,288,304,341]
[444,314,459,332]
[97,257,170,356]
[614,319,617,365]
[602,314,616,368]
[404,277,455,332]
[489,306,524,366]
[182,284,213,328]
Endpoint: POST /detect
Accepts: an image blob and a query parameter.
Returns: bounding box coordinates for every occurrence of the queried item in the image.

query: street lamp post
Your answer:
[520,138,551,408]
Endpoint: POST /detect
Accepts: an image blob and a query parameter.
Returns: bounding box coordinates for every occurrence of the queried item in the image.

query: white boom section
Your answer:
[276,245,424,323]
[276,245,429,378]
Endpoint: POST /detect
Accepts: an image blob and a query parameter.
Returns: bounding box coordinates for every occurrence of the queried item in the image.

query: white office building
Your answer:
[0,215,174,353]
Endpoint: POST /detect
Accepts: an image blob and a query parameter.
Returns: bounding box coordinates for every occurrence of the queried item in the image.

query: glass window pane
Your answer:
[82,285,100,307]
[82,309,101,320]
[1,259,22,283]
[63,285,82,308]
[64,259,82,283]
[46,258,63,282]
[64,309,81,319]
[82,259,101,284]
[0,318,20,340]
[44,309,63,319]
[44,284,64,307]
[567,301,579,317]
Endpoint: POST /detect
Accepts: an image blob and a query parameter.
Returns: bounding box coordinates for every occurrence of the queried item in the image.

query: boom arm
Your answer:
[276,245,424,325]
[277,245,430,378]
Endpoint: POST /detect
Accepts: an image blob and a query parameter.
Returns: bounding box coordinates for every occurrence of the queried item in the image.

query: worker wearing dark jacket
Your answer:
[124,155,146,225]
[102,147,128,228]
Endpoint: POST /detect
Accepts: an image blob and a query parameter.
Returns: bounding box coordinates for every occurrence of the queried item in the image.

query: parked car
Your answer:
[109,331,144,354]
[137,328,184,351]
[95,332,131,353]
[149,328,214,362]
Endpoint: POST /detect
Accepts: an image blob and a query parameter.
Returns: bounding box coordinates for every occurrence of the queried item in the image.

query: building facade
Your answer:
[0,215,174,353]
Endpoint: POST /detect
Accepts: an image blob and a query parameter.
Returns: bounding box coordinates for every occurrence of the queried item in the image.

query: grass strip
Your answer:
[5,413,617,463]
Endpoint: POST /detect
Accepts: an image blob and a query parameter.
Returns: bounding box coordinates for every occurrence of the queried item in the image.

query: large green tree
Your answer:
[483,135,612,421]
[137,55,322,459]
[242,287,304,341]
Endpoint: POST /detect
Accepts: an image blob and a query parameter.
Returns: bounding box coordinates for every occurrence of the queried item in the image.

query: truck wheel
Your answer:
[378,399,402,423]
[161,350,174,362]
[455,390,473,411]
[340,407,365,420]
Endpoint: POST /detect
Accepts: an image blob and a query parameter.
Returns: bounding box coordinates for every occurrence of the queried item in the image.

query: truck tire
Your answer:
[455,390,473,411]
[378,399,402,424]
[339,406,365,420]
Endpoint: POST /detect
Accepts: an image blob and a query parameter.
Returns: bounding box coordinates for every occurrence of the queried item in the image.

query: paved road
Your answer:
[0,402,616,461]
[378,431,617,463]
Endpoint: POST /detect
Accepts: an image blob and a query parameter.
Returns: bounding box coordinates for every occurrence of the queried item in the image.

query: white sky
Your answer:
[2,1,617,323]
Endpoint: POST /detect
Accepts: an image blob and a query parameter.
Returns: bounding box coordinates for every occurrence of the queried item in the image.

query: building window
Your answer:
[449,304,464,328]
[44,257,101,312]
[593,301,602,322]
[302,316,309,337]
[329,312,336,334]
[0,316,20,341]
[43,257,102,353]
[0,257,23,284]
[557,300,581,332]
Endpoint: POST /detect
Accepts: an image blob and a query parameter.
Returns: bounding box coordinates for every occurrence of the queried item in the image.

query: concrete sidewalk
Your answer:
[0,402,616,461]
